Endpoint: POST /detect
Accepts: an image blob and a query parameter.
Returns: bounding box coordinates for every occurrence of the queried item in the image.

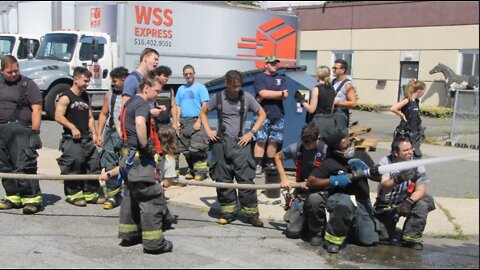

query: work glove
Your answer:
[329,173,351,189]
[369,164,381,177]
[393,168,421,184]
[30,130,42,150]
[396,197,414,217]
[294,90,306,104]
[348,158,369,171]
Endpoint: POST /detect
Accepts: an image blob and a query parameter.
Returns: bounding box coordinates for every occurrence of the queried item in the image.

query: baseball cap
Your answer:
[264,55,280,63]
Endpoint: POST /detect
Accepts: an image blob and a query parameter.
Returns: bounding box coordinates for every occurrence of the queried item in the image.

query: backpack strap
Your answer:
[332,78,351,95]
[130,71,143,84]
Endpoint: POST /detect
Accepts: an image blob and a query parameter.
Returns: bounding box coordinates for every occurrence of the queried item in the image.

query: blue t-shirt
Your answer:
[254,72,287,120]
[175,82,209,118]
[122,71,143,98]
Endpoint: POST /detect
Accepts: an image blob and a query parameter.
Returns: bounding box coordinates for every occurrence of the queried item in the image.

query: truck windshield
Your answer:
[0,36,15,58]
[36,33,78,62]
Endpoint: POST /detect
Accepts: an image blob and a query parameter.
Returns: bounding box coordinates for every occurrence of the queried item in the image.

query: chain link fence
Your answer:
[449,88,479,148]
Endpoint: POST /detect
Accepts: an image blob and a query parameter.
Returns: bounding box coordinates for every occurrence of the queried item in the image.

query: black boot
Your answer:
[143,240,173,254]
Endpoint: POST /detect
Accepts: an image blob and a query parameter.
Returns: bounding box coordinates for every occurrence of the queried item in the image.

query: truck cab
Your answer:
[19,30,113,119]
[0,33,40,60]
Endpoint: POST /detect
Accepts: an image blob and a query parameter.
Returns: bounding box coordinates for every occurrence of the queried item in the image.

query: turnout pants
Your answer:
[118,153,170,251]
[57,136,101,202]
[324,193,378,246]
[177,118,209,177]
[100,126,122,201]
[0,122,42,207]
[375,194,435,243]
[304,191,329,236]
[209,137,259,218]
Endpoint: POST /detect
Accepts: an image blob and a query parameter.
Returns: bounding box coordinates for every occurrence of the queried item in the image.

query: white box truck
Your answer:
[0,33,40,60]
[19,2,299,119]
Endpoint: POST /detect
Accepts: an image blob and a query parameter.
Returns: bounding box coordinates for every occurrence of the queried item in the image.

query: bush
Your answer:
[355,103,453,118]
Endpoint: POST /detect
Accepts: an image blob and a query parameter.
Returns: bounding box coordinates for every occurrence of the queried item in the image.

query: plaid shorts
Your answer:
[252,117,284,143]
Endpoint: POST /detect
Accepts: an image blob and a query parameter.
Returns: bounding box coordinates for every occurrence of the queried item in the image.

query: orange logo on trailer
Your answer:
[91,8,101,27]
[237,18,296,68]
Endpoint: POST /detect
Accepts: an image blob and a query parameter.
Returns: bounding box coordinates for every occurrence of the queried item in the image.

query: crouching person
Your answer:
[374,137,435,250]
[117,73,173,255]
[275,122,328,244]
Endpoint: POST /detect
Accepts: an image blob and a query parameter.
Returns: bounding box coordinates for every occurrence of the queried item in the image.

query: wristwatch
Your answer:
[106,171,112,178]
[250,129,258,136]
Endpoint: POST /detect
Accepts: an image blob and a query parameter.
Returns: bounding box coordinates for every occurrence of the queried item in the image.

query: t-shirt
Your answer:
[122,71,143,98]
[175,82,209,118]
[376,155,429,204]
[207,90,261,138]
[61,89,90,136]
[155,88,173,124]
[281,140,328,182]
[123,95,150,148]
[254,72,287,120]
[310,151,374,200]
[0,75,42,123]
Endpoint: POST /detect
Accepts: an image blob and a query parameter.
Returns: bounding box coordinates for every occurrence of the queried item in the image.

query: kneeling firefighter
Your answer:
[275,122,328,243]
[117,73,173,255]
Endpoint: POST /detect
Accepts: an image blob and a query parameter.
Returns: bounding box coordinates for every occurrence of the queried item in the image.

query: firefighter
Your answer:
[274,122,328,243]
[97,66,129,210]
[306,131,381,253]
[0,55,43,214]
[374,137,435,250]
[117,72,173,254]
[55,67,104,207]
[175,64,210,181]
[200,70,266,226]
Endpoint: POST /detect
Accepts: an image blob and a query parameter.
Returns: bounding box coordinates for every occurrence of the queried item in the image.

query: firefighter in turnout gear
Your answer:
[118,72,173,254]
[55,67,104,207]
[374,137,435,250]
[97,67,129,210]
[275,122,328,244]
[307,131,381,253]
[0,55,43,214]
[200,70,266,227]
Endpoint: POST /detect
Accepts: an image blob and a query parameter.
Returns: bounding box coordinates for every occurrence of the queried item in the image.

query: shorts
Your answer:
[252,117,284,143]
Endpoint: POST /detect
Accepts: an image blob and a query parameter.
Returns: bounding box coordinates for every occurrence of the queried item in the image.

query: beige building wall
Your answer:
[301,25,479,107]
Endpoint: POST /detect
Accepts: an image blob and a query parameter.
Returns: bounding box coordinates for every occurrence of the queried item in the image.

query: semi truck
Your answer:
[0,33,40,60]
[18,1,300,119]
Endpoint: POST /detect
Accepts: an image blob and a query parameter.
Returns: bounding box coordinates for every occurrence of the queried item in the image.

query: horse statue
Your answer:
[429,63,479,107]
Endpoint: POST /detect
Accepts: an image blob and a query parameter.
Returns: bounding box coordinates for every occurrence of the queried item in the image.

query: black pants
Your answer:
[0,122,42,206]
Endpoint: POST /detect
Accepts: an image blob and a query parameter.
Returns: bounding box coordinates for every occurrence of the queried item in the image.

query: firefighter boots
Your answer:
[23,204,40,215]
[143,240,173,255]
[247,216,264,227]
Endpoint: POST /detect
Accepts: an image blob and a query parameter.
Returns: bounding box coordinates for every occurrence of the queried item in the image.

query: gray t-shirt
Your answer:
[124,95,150,148]
[207,90,261,138]
[376,155,429,204]
[0,76,42,123]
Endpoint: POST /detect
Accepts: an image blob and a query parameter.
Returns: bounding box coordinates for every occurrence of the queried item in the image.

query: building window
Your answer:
[333,51,353,76]
[460,50,479,77]
[300,51,317,76]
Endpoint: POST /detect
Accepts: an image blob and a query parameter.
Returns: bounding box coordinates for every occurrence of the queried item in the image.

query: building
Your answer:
[276,1,479,107]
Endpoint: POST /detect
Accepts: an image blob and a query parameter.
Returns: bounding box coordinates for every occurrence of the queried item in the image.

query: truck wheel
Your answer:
[45,83,70,120]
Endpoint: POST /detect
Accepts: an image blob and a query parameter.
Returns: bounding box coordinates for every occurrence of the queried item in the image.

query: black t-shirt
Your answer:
[61,89,90,136]
[155,88,173,124]
[281,140,328,182]
[124,95,150,148]
[0,75,42,123]
[310,150,374,200]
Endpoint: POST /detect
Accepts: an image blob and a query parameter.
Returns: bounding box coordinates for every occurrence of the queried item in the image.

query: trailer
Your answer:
[18,1,299,119]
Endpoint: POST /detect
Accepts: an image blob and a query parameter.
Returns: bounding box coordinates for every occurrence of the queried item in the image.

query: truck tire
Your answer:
[45,83,70,120]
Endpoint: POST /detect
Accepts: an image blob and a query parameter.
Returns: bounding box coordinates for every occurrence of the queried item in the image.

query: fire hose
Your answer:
[0,153,476,189]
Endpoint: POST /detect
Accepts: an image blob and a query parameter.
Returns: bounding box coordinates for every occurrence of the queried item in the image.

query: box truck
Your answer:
[0,33,40,60]
[19,2,300,119]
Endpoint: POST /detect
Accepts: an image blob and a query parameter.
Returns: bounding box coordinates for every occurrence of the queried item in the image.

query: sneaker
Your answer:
[143,240,173,255]
[247,216,264,227]
[119,238,142,247]
[218,216,236,225]
[255,165,263,177]
[325,242,340,254]
[67,198,87,207]
[23,204,40,215]
[403,241,423,250]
